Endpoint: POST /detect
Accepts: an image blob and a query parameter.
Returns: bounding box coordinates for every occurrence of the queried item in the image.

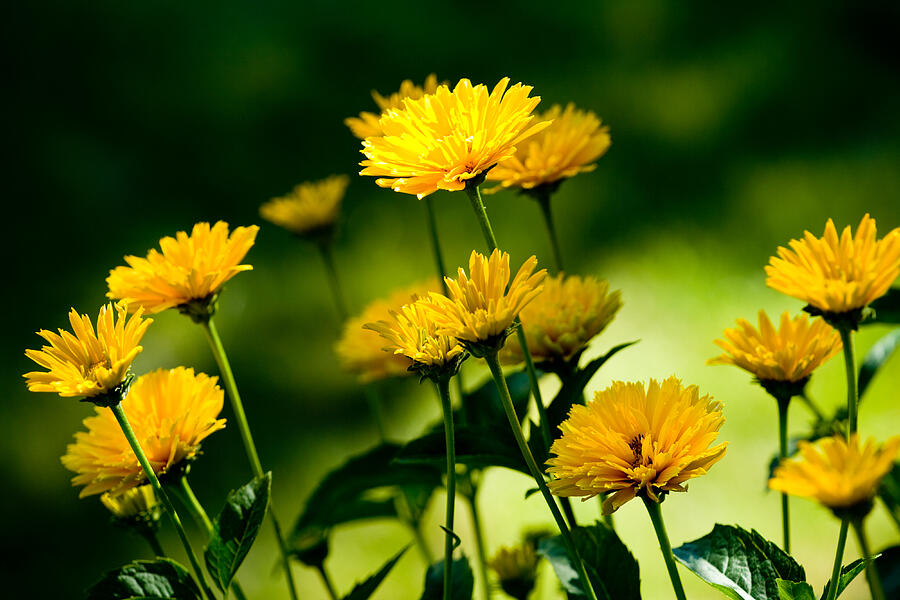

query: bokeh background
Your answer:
[5,1,900,598]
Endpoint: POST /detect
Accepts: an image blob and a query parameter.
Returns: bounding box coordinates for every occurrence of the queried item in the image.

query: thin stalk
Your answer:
[141,530,166,557]
[643,498,687,600]
[484,351,598,600]
[825,519,850,600]
[201,317,299,600]
[424,197,450,296]
[109,403,215,600]
[362,384,389,441]
[535,190,564,272]
[882,496,900,533]
[437,377,457,600]
[465,491,491,600]
[777,397,791,553]
[318,243,349,321]
[560,496,577,530]
[798,391,826,422]
[602,508,615,530]
[464,184,499,249]
[852,519,885,600]
[838,327,858,435]
[315,565,339,600]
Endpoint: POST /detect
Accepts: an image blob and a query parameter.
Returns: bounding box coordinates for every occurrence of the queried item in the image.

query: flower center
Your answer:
[629,434,644,467]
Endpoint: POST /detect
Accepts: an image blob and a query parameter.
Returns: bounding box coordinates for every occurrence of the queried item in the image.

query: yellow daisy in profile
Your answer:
[487,103,610,192]
[359,78,551,198]
[106,221,259,317]
[335,279,441,382]
[101,485,159,520]
[765,214,900,318]
[547,376,727,515]
[424,249,547,353]
[769,434,900,513]
[61,367,226,497]
[345,74,442,139]
[260,175,349,240]
[709,310,841,385]
[501,273,621,367]
[488,543,539,600]
[24,303,151,401]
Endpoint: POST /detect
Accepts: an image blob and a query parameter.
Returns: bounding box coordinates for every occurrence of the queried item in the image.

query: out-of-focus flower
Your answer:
[260,175,349,240]
[345,74,442,139]
[488,543,539,600]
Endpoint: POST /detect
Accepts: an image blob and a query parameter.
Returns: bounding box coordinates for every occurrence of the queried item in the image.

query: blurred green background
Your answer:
[5,1,900,598]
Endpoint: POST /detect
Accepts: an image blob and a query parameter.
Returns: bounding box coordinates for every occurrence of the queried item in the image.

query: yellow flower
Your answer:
[359,78,551,199]
[765,214,900,316]
[709,310,841,384]
[424,249,547,351]
[260,175,349,238]
[101,485,159,519]
[106,221,259,315]
[24,303,151,400]
[500,273,621,366]
[345,74,442,139]
[486,103,610,192]
[769,434,900,512]
[61,367,226,497]
[335,279,441,382]
[547,376,727,515]
[489,543,538,599]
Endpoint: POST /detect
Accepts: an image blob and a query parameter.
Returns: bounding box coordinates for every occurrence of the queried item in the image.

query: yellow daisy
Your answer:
[501,273,621,366]
[359,78,551,199]
[101,485,159,520]
[424,249,547,352]
[106,221,259,317]
[260,175,349,239]
[61,367,226,497]
[766,214,900,317]
[345,74,442,139]
[24,303,151,401]
[547,376,727,515]
[487,103,610,192]
[769,434,900,513]
[709,310,841,385]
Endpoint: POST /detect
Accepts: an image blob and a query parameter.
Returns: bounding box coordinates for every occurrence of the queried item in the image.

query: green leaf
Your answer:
[875,545,900,600]
[204,473,271,592]
[868,288,900,324]
[538,521,640,600]
[342,546,409,600]
[879,463,900,527]
[394,426,528,475]
[420,555,474,600]
[462,371,531,428]
[858,328,900,398]
[776,579,816,600]
[86,558,202,599]
[820,557,873,600]
[673,524,805,600]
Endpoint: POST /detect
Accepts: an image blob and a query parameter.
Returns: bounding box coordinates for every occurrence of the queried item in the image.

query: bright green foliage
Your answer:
[820,557,873,600]
[86,558,201,599]
[776,579,816,600]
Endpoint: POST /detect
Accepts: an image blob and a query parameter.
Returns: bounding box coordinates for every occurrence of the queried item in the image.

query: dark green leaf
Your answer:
[420,555,474,600]
[673,524,805,600]
[875,545,900,600]
[858,328,900,398]
[86,558,201,600]
[462,371,531,428]
[394,426,528,475]
[204,473,271,592]
[868,288,900,324]
[820,557,873,600]
[538,521,640,600]
[879,463,900,527]
[776,579,816,600]
[342,546,408,600]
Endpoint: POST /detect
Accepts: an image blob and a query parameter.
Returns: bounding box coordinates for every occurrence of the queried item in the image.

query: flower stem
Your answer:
[776,396,791,553]
[465,489,492,600]
[109,403,216,600]
[363,383,389,441]
[837,326,858,435]
[315,564,339,600]
[201,317,299,600]
[642,497,687,600]
[464,184,500,249]
[141,530,166,557]
[437,377,457,600]
[484,351,598,600]
[852,519,886,600]
[826,518,850,600]
[424,196,450,296]
[535,189,564,272]
[798,390,826,422]
[318,242,349,322]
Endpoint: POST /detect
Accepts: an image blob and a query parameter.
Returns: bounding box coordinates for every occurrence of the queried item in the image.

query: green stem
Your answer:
[535,190,564,272]
[318,243,349,321]
[464,184,499,249]
[484,351,598,600]
[882,496,900,533]
[142,529,166,557]
[777,397,791,553]
[201,318,299,600]
[643,498,687,600]
[424,197,450,296]
[798,391,826,422]
[838,327,858,435]
[109,403,216,600]
[465,490,492,600]
[363,383,389,441]
[437,377,457,600]
[560,496,577,530]
[825,519,850,600]
[852,519,885,600]
[602,507,615,530]
[315,564,339,600]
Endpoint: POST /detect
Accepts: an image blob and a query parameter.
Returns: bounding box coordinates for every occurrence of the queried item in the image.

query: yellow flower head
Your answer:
[765,214,900,316]
[359,78,551,199]
[345,74,442,139]
[335,279,441,382]
[547,376,727,515]
[709,310,841,387]
[769,434,900,513]
[61,367,226,497]
[489,543,539,597]
[501,273,621,366]
[424,249,547,351]
[260,175,349,239]
[106,221,259,316]
[24,303,151,400]
[364,299,465,379]
[487,103,610,192]
[101,485,159,519]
